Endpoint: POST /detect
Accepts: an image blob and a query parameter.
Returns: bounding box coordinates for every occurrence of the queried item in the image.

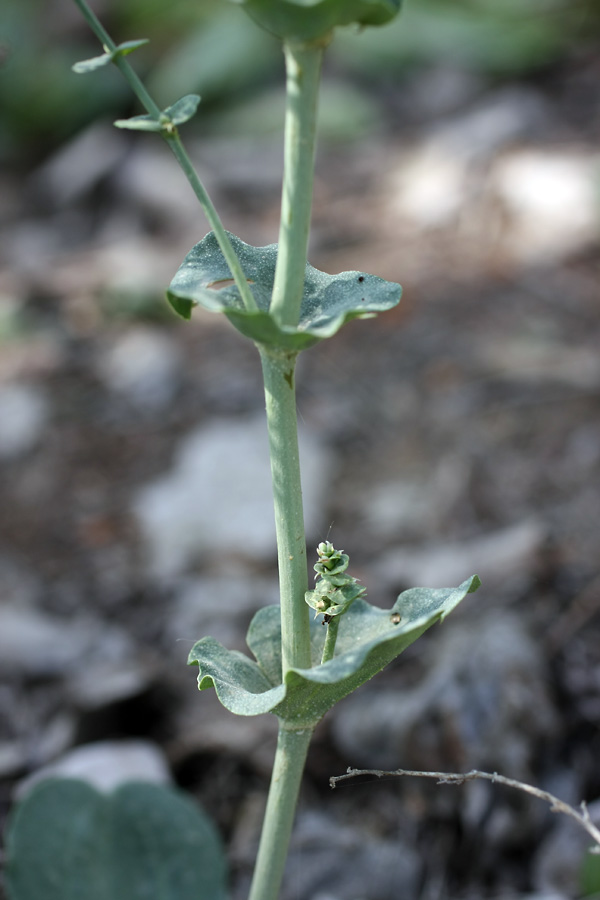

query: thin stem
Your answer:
[321,617,340,664]
[259,347,311,674]
[329,767,600,853]
[248,726,313,900]
[72,0,160,116]
[269,42,324,328]
[71,0,258,313]
[164,137,258,312]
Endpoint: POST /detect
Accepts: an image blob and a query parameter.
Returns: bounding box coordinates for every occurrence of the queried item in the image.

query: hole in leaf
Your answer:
[207,279,254,290]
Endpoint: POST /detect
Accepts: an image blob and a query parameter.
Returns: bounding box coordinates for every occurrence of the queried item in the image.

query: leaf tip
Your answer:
[167,291,195,321]
[468,574,482,593]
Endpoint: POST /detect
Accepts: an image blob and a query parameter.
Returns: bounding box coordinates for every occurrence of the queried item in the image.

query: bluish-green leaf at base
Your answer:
[189,575,480,728]
[72,39,149,74]
[167,231,401,349]
[4,779,228,900]
[114,94,201,132]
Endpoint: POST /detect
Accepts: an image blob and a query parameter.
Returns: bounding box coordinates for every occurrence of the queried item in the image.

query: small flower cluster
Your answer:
[305,541,366,621]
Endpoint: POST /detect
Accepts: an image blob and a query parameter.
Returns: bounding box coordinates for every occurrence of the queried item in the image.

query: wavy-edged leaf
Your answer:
[4,779,228,900]
[114,94,201,132]
[72,39,149,74]
[167,231,401,349]
[188,575,480,727]
[232,0,402,42]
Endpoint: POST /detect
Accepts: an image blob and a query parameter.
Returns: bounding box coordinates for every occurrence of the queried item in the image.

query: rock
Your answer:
[170,573,280,650]
[0,605,135,678]
[31,122,126,205]
[376,519,545,591]
[407,65,484,120]
[282,809,420,900]
[95,326,182,412]
[68,660,156,711]
[0,383,48,459]
[16,740,172,798]
[477,335,600,390]
[331,611,556,778]
[134,415,333,578]
[175,689,278,776]
[0,605,91,676]
[115,143,202,228]
[493,149,600,263]
[389,87,549,228]
[0,555,42,606]
[430,87,549,161]
[533,798,600,898]
[362,456,469,541]
[0,743,26,779]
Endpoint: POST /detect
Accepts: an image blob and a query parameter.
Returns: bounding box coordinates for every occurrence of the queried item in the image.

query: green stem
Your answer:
[269,42,324,328]
[71,0,258,313]
[163,137,258,312]
[321,616,340,664]
[248,726,313,900]
[259,347,311,674]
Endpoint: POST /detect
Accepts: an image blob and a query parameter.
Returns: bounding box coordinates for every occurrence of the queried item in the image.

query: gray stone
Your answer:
[0,605,91,676]
[533,798,600,898]
[17,740,172,798]
[430,87,549,161]
[32,122,126,205]
[493,149,600,263]
[282,809,420,900]
[376,519,545,591]
[96,326,182,411]
[0,383,48,458]
[0,604,135,678]
[170,572,280,650]
[389,87,549,228]
[134,415,333,578]
[331,611,556,777]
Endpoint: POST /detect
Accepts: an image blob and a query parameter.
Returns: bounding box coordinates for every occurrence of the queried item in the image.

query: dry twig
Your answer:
[330,767,600,853]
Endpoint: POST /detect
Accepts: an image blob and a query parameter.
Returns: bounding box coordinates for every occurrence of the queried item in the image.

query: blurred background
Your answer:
[1,1,600,898]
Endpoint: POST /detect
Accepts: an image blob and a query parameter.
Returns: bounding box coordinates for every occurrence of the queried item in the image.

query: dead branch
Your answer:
[330,767,600,853]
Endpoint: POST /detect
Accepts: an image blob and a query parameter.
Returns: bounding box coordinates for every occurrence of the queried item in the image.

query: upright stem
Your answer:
[164,137,258,313]
[71,0,258,314]
[248,726,313,900]
[248,38,327,900]
[259,347,311,674]
[269,42,324,328]
[321,616,340,664]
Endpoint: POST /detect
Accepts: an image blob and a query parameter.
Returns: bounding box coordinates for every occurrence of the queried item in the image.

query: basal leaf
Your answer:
[167,231,401,349]
[4,780,228,900]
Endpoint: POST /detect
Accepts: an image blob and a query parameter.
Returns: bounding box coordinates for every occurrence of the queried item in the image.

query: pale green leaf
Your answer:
[5,780,228,900]
[114,94,201,132]
[189,575,480,727]
[72,39,149,74]
[167,231,401,349]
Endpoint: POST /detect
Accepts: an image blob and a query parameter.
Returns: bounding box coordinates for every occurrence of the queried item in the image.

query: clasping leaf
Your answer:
[168,231,401,350]
[188,575,480,729]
